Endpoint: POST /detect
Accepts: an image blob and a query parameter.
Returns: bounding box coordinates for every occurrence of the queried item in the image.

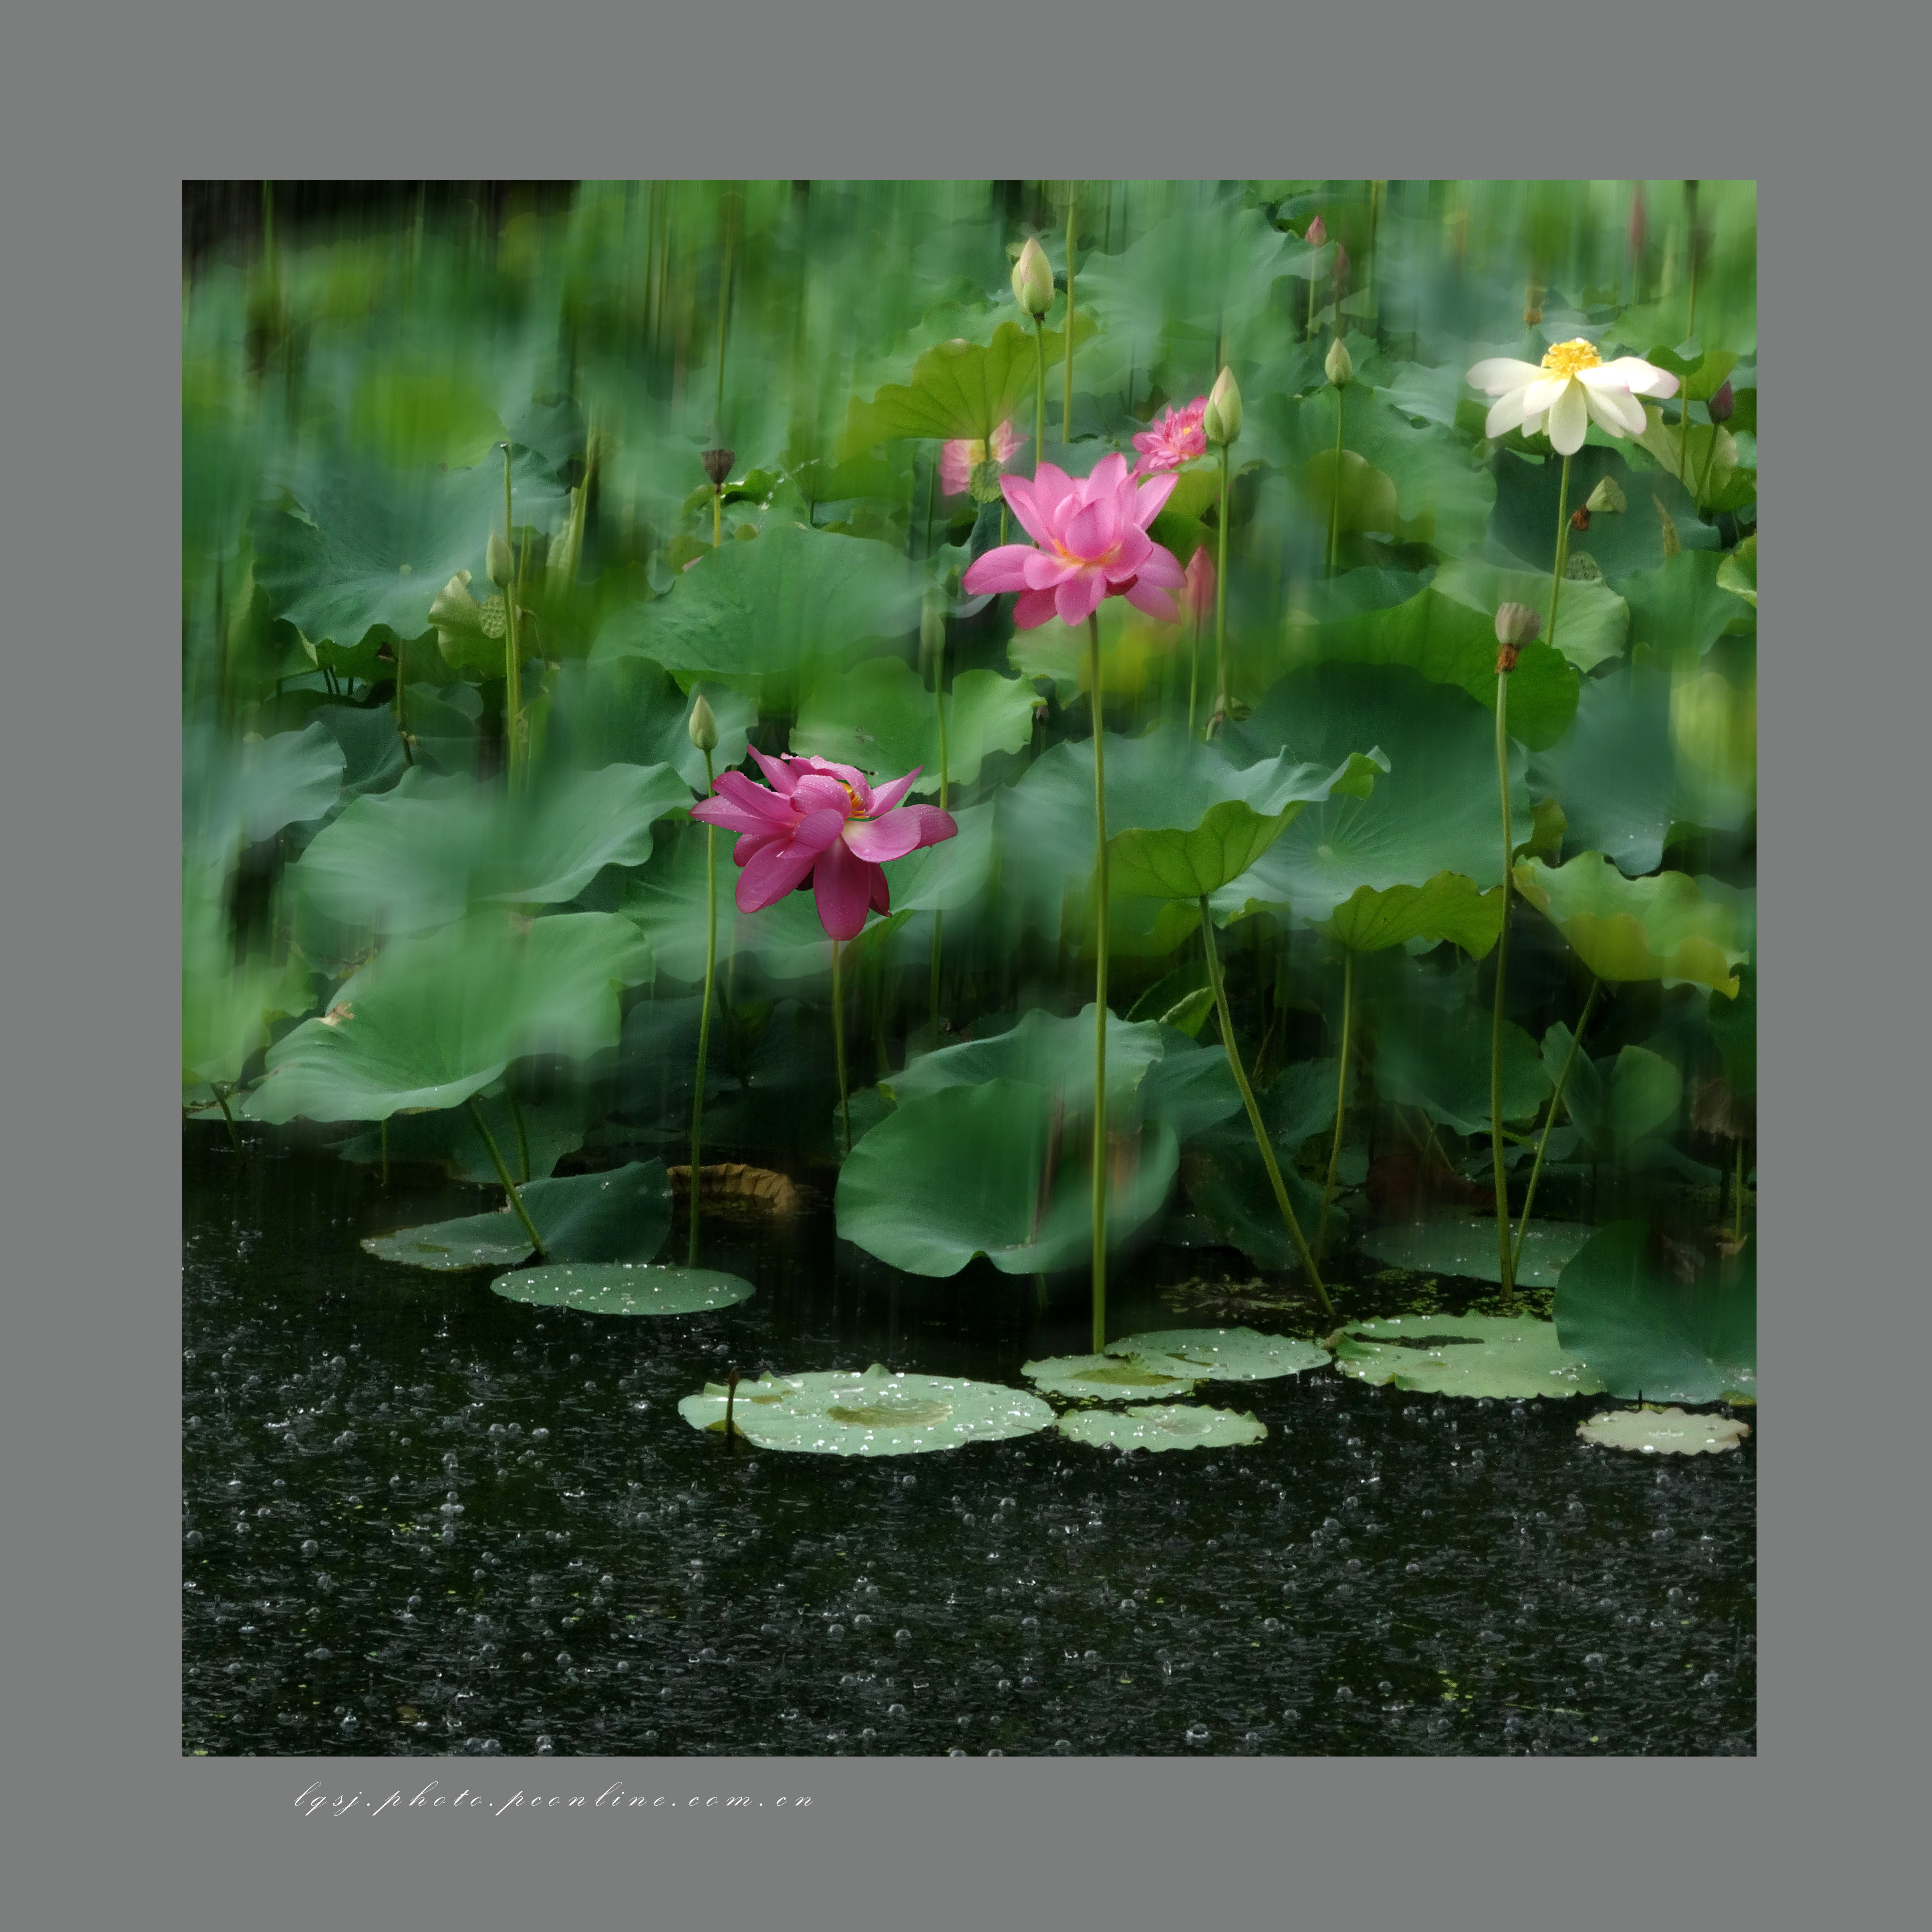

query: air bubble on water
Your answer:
[1585,1653,1606,1668]
[300,1540,319,1557]
[1185,1723,1209,1744]
[888,1704,907,1718]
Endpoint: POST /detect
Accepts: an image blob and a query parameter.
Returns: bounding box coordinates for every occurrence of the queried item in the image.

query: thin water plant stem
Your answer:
[1490,664,1518,1309]
[1088,610,1111,1351]
[929,612,951,1033]
[1326,382,1346,577]
[712,483,723,549]
[688,746,719,1265]
[1062,191,1077,442]
[1315,948,1355,1266]
[1032,319,1047,471]
[209,1080,240,1153]
[508,1088,531,1183]
[1545,453,1575,655]
[1187,596,1204,738]
[467,1096,546,1259]
[832,939,852,1157]
[1211,445,1229,739]
[500,446,524,792]
[1198,896,1334,1319]
[1733,1139,1746,1243]
[379,1117,389,1189]
[1513,975,1600,1271]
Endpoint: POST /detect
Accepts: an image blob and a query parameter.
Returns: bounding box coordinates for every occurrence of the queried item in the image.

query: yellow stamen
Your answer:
[1540,338,1602,378]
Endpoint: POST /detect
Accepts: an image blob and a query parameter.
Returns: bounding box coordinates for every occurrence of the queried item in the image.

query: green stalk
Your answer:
[929,614,951,1033]
[1199,896,1333,1318]
[1306,270,1317,342]
[1315,948,1355,1266]
[1545,453,1575,655]
[1088,610,1110,1352]
[1062,191,1077,442]
[1733,1139,1746,1244]
[1211,445,1229,739]
[394,649,413,766]
[210,1081,240,1154]
[1033,316,1047,471]
[1513,976,1600,1270]
[379,1117,389,1189]
[1490,664,1517,1308]
[508,1087,531,1183]
[1187,594,1203,738]
[1326,383,1345,577]
[688,747,719,1264]
[832,939,852,1156]
[500,447,524,791]
[467,1096,546,1259]
[712,484,723,549]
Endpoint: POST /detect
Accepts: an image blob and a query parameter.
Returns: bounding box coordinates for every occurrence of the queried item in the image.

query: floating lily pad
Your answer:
[362,1162,672,1273]
[675,1365,1054,1457]
[490,1262,755,1316]
[1106,1327,1330,1380]
[1021,1353,1205,1402]
[1577,1407,1751,1455]
[362,1215,535,1273]
[1332,1314,1605,1399]
[1057,1404,1268,1453]
[1361,1216,1593,1291]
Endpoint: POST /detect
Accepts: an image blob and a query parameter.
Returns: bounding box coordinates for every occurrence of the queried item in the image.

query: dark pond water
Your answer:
[182,1131,1755,1758]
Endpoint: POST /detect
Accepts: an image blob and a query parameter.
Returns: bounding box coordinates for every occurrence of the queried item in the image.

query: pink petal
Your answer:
[1105,525,1153,577]
[1131,469,1179,527]
[692,793,786,837]
[1054,570,1108,625]
[865,768,923,814]
[732,830,783,868]
[1064,497,1118,560]
[792,773,858,818]
[1012,587,1062,630]
[963,544,1039,594]
[812,840,876,941]
[868,866,892,915]
[939,440,974,496]
[1130,540,1186,588]
[1088,451,1130,497]
[734,806,846,911]
[999,471,1047,543]
[992,421,1027,461]
[745,745,797,796]
[901,802,958,849]
[1023,548,1084,590]
[842,807,931,862]
[1125,580,1180,621]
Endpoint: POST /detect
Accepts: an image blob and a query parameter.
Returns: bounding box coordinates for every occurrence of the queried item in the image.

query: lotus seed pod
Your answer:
[1707,379,1735,424]
[1305,214,1327,247]
[1585,475,1627,515]
[701,447,735,489]
[1494,602,1543,649]
[1203,367,1243,447]
[1011,236,1054,319]
[687,692,718,754]
[1325,338,1354,389]
[486,530,515,589]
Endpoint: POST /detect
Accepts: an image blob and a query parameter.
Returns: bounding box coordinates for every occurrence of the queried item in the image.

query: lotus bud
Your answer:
[687,691,718,754]
[1585,475,1627,515]
[701,447,735,490]
[486,530,515,589]
[1707,380,1735,424]
[1494,601,1541,671]
[1325,338,1354,388]
[1011,236,1054,319]
[1203,367,1242,447]
[1305,214,1327,247]
[1332,244,1351,292]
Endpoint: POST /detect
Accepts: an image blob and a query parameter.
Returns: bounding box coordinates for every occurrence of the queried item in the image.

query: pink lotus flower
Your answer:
[1184,547,1215,626]
[690,749,958,943]
[939,419,1027,497]
[1130,397,1208,475]
[962,452,1186,630]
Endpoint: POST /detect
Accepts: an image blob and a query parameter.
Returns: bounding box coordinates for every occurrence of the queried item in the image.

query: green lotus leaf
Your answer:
[1512,853,1745,995]
[1716,534,1756,609]
[330,1088,587,1183]
[1576,1407,1751,1455]
[1106,1327,1330,1380]
[1279,585,1579,751]
[1433,560,1628,675]
[792,657,1036,798]
[491,1261,754,1316]
[1056,1403,1268,1453]
[248,911,652,1123]
[1021,1352,1205,1402]
[1179,1060,1337,1269]
[1555,1223,1755,1403]
[1556,1042,1683,1161]
[834,1077,1179,1278]
[677,1364,1055,1456]
[311,687,483,796]
[362,1215,534,1273]
[593,523,928,698]
[1213,663,1524,939]
[1332,1314,1605,1400]
[345,363,508,470]
[183,722,346,879]
[1527,666,1753,878]
[546,657,754,794]
[1621,550,1753,659]
[252,446,566,653]
[1124,958,1216,1038]
[1360,1215,1593,1291]
[363,1161,672,1272]
[1487,446,1714,582]
[839,318,1092,452]
[1634,407,1755,515]
[1707,963,1755,1102]
[1373,1009,1548,1136]
[292,762,690,936]
[183,884,316,1089]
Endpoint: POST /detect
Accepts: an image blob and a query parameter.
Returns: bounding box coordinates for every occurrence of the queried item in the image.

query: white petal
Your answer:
[1594,355,1679,398]
[1581,387,1633,440]
[1580,379,1647,436]
[1466,357,1544,395]
[1518,413,1544,440]
[1547,380,1589,455]
[1521,377,1569,416]
[1484,388,1535,438]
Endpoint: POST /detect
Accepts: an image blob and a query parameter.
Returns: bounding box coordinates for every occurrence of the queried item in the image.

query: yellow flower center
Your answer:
[1540,338,1602,378]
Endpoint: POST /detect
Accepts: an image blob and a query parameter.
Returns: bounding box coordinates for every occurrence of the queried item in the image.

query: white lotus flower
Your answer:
[1467,339,1679,455]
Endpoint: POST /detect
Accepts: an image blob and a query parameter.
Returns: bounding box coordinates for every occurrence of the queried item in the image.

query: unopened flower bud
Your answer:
[1011,236,1054,319]
[486,530,515,589]
[1305,214,1327,247]
[1203,367,1242,447]
[701,447,735,489]
[1494,602,1542,649]
[1585,475,1627,515]
[1706,380,1735,424]
[687,692,718,754]
[1332,244,1351,292]
[1325,338,1354,388]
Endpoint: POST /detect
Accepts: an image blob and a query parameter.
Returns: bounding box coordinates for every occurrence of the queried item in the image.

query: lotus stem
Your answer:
[1212,445,1229,741]
[1198,896,1332,1318]
[1187,592,1203,738]
[209,1080,240,1153]
[724,1363,740,1448]
[1513,976,1600,1271]
[1733,1139,1745,1244]
[1089,611,1110,1352]
[1545,452,1574,660]
[832,939,852,1157]
[1490,663,1517,1309]
[394,653,413,766]
[467,1096,546,1259]
[1326,383,1345,578]
[1062,191,1077,441]
[1316,948,1355,1266]
[500,445,524,792]
[689,749,719,1263]
[379,1116,389,1189]
[1033,317,1047,473]
[1306,269,1317,342]
[712,483,723,549]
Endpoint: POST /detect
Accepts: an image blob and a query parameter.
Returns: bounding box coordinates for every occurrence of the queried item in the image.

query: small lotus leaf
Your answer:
[1105,1327,1330,1380]
[1332,1314,1605,1399]
[1021,1353,1205,1402]
[363,1215,534,1273]
[676,1365,1054,1456]
[1513,853,1745,995]
[1056,1404,1268,1453]
[491,1262,754,1316]
[1576,1407,1751,1455]
[362,1162,671,1273]
[839,319,1090,451]
[1361,1216,1592,1291]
